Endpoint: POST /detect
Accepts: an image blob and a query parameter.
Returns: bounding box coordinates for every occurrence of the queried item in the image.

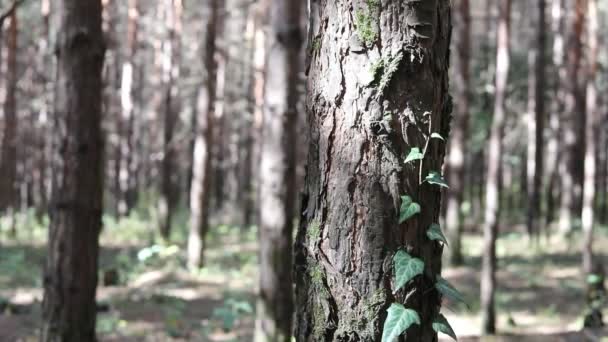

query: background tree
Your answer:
[254,0,303,340]
[41,0,105,339]
[445,0,471,266]
[187,0,219,269]
[481,0,511,334]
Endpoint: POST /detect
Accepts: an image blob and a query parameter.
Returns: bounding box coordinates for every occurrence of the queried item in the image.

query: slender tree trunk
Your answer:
[118,0,139,216]
[558,0,585,235]
[582,0,598,274]
[526,0,546,240]
[158,0,182,240]
[41,0,105,339]
[481,0,511,335]
[254,0,303,340]
[545,0,565,230]
[294,1,452,340]
[445,0,470,266]
[0,7,18,213]
[187,0,218,269]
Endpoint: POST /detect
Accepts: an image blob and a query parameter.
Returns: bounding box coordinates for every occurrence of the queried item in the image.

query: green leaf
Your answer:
[381,303,420,342]
[432,314,457,341]
[399,196,421,223]
[436,277,467,306]
[394,250,424,291]
[431,133,445,141]
[405,147,424,164]
[587,274,603,285]
[424,171,449,188]
[427,223,449,245]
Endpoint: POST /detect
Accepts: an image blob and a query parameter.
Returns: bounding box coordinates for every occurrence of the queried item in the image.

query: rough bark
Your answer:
[481,0,511,335]
[187,0,219,269]
[526,0,546,240]
[558,0,585,234]
[0,8,18,213]
[582,0,598,274]
[445,0,470,266]
[294,0,452,340]
[41,0,105,340]
[254,0,303,340]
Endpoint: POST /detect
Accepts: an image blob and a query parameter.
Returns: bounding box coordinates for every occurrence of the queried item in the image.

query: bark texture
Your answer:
[187,0,219,269]
[294,0,452,340]
[41,0,105,340]
[481,0,511,335]
[254,0,303,340]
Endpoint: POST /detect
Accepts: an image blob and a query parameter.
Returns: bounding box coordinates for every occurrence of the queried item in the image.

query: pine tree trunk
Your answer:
[558,0,585,234]
[0,8,18,213]
[481,0,511,335]
[187,0,219,269]
[118,0,139,216]
[445,0,470,267]
[159,0,182,240]
[41,0,105,340]
[526,0,546,240]
[254,0,303,340]
[582,0,598,274]
[294,1,452,340]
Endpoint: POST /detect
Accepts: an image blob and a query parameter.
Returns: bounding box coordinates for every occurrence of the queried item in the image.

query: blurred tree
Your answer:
[445,0,471,266]
[582,0,598,274]
[158,0,182,240]
[294,0,452,340]
[254,0,302,340]
[187,0,219,269]
[481,0,511,335]
[558,0,586,235]
[526,0,546,240]
[41,0,105,339]
[0,5,18,215]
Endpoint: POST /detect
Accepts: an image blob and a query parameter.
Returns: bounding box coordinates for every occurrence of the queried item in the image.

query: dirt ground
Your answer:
[1,227,607,341]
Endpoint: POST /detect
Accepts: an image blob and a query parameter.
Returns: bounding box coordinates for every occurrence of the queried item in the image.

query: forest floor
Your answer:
[1,215,608,341]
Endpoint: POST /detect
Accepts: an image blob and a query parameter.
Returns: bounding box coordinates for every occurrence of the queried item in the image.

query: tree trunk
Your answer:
[445,0,470,267]
[294,1,452,340]
[526,0,546,240]
[41,0,105,339]
[558,0,585,235]
[187,0,219,269]
[158,0,182,240]
[0,8,18,213]
[254,0,303,340]
[582,0,598,274]
[118,0,139,216]
[545,0,565,230]
[481,0,511,335]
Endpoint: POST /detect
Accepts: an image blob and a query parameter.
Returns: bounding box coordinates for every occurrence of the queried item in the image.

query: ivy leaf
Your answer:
[430,133,445,141]
[427,223,448,245]
[381,303,421,342]
[405,147,424,164]
[436,277,467,307]
[399,196,421,223]
[432,314,457,341]
[394,250,424,291]
[424,171,449,188]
